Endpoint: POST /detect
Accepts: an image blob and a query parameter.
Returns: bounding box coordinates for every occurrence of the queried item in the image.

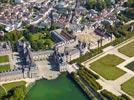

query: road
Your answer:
[30,7,53,25]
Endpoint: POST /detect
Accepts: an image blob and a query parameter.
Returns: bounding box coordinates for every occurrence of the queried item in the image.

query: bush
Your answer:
[77,63,100,79]
[119,94,131,100]
[70,72,95,99]
[78,71,102,90]
[0,86,6,98]
[8,85,26,100]
[100,90,118,100]
[101,90,131,100]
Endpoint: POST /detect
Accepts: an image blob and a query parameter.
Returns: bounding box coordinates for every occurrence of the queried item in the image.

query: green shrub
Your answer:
[8,85,26,100]
[0,86,6,98]
[119,94,131,100]
[77,63,100,79]
[101,90,131,100]
[70,72,95,99]
[78,70,102,90]
[100,90,118,100]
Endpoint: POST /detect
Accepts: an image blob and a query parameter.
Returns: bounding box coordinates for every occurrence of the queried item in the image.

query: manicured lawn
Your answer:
[0,86,6,97]
[90,54,125,80]
[125,61,134,71]
[118,41,134,57]
[121,77,134,98]
[3,81,26,91]
[0,65,10,72]
[0,55,9,63]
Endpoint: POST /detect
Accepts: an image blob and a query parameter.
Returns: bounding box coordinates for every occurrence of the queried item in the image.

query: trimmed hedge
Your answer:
[71,73,96,99]
[100,90,131,100]
[78,70,102,90]
[119,94,131,100]
[78,63,100,79]
[100,90,119,100]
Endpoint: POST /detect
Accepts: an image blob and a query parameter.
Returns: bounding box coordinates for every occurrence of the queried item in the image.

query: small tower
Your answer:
[53,47,68,72]
[78,41,88,55]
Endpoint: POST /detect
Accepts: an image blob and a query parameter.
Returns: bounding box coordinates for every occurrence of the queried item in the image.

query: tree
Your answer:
[45,39,54,49]
[5,29,23,42]
[96,0,106,11]
[9,86,26,100]
[86,0,96,9]
[105,0,112,7]
[31,41,38,51]
[4,29,23,51]
[37,39,45,50]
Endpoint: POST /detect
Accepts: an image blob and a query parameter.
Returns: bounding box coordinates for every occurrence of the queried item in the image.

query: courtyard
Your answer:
[90,54,126,80]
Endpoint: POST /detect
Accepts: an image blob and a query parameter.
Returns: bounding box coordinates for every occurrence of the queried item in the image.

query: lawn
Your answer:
[29,33,42,41]
[0,55,9,63]
[0,86,6,97]
[118,41,134,57]
[121,77,134,98]
[125,61,134,71]
[3,81,26,92]
[0,65,10,72]
[90,54,125,80]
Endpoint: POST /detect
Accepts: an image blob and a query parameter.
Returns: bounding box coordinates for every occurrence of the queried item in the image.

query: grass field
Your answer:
[118,41,134,57]
[3,81,26,92]
[0,64,10,72]
[121,77,134,98]
[29,33,42,41]
[125,61,134,71]
[0,55,9,63]
[0,86,6,97]
[90,54,125,80]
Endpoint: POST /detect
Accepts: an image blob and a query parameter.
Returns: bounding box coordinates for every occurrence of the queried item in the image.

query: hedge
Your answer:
[71,73,96,99]
[100,90,131,100]
[78,63,100,79]
[100,89,119,100]
[119,94,131,100]
[78,70,102,90]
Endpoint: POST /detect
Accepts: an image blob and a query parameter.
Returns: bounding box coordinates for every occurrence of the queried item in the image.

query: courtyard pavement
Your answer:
[35,60,60,80]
